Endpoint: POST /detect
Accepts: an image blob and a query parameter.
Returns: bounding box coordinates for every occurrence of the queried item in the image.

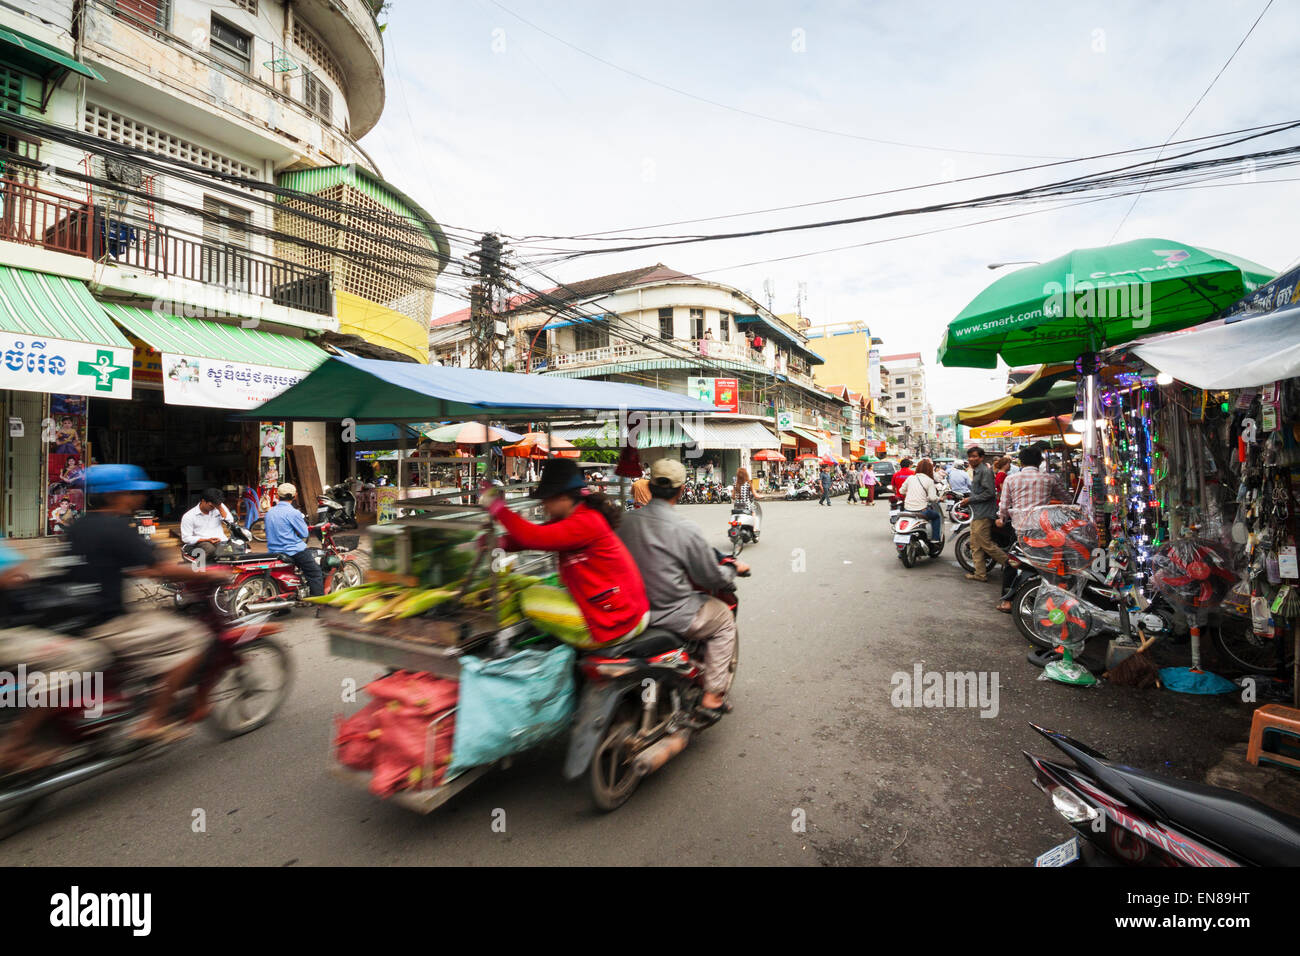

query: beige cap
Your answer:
[277,482,297,498]
[649,458,686,489]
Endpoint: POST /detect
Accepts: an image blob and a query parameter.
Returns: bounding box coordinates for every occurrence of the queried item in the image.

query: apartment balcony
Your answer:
[0,176,332,315]
[530,336,777,375]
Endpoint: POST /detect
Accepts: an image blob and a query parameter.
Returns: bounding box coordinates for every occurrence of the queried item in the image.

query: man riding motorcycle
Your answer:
[263,482,324,597]
[617,459,749,721]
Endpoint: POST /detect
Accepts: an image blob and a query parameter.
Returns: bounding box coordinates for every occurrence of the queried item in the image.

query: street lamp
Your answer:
[987,260,1041,270]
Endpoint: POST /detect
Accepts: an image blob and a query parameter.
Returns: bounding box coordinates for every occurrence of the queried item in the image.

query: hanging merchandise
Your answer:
[1015,504,1098,578]
[1031,582,1098,687]
[1151,538,1239,694]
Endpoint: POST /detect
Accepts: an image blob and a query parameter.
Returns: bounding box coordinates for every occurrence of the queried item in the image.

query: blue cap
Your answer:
[85,464,166,494]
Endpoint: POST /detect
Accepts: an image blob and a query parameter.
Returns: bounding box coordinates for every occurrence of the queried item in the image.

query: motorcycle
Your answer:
[1026,723,1300,866]
[566,555,748,811]
[212,522,364,618]
[0,576,292,839]
[785,481,816,501]
[727,502,761,556]
[894,509,944,568]
[316,481,359,530]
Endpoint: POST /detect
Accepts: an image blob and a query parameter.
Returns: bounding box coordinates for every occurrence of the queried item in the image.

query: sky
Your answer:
[360,0,1300,415]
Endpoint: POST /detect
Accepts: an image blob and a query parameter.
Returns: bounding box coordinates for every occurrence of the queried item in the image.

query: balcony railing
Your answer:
[0,177,333,316]
[528,335,820,385]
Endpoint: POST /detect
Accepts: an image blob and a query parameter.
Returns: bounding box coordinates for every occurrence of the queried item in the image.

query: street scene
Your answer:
[1,0,1300,895]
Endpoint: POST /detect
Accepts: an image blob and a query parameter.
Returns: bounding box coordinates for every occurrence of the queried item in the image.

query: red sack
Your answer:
[369,700,457,797]
[334,700,384,771]
[365,670,459,715]
[614,445,643,479]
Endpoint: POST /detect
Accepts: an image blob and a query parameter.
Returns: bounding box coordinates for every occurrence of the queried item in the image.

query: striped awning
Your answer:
[679,419,781,450]
[102,302,328,370]
[0,267,129,348]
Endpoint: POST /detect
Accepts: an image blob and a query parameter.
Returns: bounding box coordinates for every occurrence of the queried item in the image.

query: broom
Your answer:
[1103,628,1161,688]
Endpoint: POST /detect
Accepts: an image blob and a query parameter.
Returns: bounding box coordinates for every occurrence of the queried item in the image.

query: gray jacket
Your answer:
[617,499,735,634]
[968,462,998,520]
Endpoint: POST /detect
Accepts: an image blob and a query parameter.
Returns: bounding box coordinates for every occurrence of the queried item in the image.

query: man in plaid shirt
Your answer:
[995,446,1068,613]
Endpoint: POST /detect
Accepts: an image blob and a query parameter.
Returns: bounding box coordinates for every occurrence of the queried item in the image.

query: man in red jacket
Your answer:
[484,459,649,646]
[891,458,915,499]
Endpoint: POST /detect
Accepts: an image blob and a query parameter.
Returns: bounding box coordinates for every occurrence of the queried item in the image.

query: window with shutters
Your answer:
[302,69,332,124]
[202,195,252,289]
[112,0,171,31]
[719,311,730,342]
[210,15,252,74]
[291,18,346,93]
[231,0,258,13]
[574,320,609,352]
[690,308,704,340]
[0,68,24,115]
[658,307,673,340]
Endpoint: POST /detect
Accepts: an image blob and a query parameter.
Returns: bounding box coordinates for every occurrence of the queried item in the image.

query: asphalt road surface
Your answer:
[2,499,1259,866]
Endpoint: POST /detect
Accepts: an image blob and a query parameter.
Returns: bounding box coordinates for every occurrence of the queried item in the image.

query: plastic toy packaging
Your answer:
[1031,582,1094,650]
[1150,538,1237,615]
[1014,505,1099,578]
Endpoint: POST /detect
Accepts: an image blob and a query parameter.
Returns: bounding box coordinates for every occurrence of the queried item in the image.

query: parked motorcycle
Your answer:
[1026,723,1300,866]
[894,510,944,568]
[0,576,292,839]
[566,555,748,811]
[212,522,363,617]
[316,481,359,530]
[785,481,816,501]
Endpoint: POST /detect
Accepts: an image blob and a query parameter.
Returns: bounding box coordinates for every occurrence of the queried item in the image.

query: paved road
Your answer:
[1,499,1256,865]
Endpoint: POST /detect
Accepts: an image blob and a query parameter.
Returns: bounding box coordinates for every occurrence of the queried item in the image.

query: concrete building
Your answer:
[879,352,935,454]
[0,0,445,537]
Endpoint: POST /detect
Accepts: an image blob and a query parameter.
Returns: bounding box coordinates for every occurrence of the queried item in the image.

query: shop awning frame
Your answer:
[0,267,129,348]
[102,302,328,370]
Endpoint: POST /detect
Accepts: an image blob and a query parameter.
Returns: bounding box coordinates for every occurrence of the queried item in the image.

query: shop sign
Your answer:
[129,334,163,386]
[776,409,793,430]
[7,416,21,438]
[161,354,309,409]
[0,333,132,399]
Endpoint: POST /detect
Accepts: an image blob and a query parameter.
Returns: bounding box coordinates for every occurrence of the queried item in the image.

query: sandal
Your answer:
[996,602,1013,614]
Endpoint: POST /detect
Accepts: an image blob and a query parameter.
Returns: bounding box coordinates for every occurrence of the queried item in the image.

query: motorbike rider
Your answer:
[481,459,649,649]
[263,482,324,597]
[62,465,215,745]
[891,458,915,499]
[899,458,943,542]
[618,459,748,721]
[946,460,971,496]
[180,488,234,562]
[995,446,1068,613]
[731,467,762,535]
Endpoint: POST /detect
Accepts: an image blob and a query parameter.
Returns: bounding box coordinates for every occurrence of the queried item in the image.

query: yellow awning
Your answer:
[968,415,1071,439]
[335,290,429,364]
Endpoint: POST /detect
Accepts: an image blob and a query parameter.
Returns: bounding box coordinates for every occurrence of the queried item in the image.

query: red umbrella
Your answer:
[794,453,821,462]
[752,449,786,462]
[503,432,581,459]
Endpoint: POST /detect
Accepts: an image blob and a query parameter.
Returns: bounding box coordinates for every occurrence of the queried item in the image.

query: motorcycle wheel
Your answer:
[899,543,917,568]
[229,577,277,618]
[1013,578,1053,649]
[731,533,744,558]
[329,561,363,592]
[206,637,293,739]
[248,518,266,543]
[589,705,641,812]
[1209,617,1295,676]
[955,531,974,573]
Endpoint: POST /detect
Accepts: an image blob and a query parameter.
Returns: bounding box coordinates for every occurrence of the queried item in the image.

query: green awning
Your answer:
[0,26,105,82]
[101,303,328,370]
[0,266,128,347]
[790,425,827,445]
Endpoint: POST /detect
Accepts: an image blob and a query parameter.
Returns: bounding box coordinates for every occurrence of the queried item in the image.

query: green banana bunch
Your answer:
[393,588,458,619]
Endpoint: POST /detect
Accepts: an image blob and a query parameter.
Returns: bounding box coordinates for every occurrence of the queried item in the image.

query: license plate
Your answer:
[1034,836,1081,867]
[893,534,912,545]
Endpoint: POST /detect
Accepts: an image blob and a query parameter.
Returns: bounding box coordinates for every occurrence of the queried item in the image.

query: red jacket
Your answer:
[891,468,914,496]
[491,500,649,644]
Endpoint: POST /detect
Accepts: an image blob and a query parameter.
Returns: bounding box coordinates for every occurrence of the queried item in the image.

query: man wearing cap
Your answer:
[180,488,234,562]
[618,459,748,719]
[64,464,214,744]
[263,483,324,597]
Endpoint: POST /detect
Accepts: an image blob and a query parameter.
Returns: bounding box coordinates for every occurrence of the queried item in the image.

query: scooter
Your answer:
[894,510,944,567]
[0,576,291,840]
[211,522,364,617]
[1026,723,1300,866]
[727,502,761,556]
[566,555,748,811]
[316,481,359,530]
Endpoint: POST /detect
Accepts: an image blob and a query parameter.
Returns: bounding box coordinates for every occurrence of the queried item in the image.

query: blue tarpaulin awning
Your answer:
[243,354,719,422]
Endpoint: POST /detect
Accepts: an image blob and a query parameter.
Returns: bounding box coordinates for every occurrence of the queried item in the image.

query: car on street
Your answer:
[871,459,898,498]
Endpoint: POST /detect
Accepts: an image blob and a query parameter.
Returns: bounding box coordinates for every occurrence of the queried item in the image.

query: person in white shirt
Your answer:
[899,458,943,541]
[180,488,233,560]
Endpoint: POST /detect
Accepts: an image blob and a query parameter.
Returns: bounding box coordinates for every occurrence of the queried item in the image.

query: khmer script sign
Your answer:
[162,354,308,409]
[0,334,132,399]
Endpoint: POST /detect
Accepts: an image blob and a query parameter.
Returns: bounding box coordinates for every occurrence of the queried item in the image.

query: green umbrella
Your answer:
[938,239,1274,369]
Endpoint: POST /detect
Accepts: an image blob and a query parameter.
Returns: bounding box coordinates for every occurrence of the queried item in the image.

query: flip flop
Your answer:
[996,603,1013,614]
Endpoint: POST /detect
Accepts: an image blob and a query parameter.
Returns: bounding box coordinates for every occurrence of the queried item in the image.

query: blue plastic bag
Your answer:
[447,643,576,776]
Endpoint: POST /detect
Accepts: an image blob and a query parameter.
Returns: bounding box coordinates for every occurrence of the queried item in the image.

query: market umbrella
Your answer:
[424,422,524,444]
[794,453,821,462]
[503,432,581,459]
[752,449,786,462]
[967,415,1072,440]
[938,239,1274,369]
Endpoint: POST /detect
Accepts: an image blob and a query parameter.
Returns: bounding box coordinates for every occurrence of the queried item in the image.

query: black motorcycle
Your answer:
[316,481,358,530]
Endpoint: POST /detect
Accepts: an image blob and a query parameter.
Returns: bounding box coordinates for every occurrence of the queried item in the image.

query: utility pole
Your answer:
[467,232,510,370]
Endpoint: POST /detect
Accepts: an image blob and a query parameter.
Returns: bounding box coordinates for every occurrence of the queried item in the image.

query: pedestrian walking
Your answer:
[959,445,1005,582]
[846,463,860,504]
[860,463,877,505]
[818,463,833,506]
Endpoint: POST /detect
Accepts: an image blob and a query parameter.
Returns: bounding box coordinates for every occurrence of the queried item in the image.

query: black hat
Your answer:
[532,459,587,499]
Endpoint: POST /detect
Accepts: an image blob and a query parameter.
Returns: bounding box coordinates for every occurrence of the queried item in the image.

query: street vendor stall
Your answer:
[245,355,716,813]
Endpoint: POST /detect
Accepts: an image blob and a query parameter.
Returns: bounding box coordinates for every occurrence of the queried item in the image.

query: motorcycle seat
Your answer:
[218,552,289,563]
[1103,762,1300,866]
[605,626,682,658]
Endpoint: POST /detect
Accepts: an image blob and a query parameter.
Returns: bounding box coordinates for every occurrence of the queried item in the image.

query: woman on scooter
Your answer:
[481,459,650,649]
[732,467,762,536]
[899,458,943,543]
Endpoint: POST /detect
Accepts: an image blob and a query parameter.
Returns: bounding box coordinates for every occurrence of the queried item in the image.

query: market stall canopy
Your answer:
[957,380,1076,426]
[504,432,581,459]
[244,354,719,422]
[423,422,524,444]
[1007,363,1076,399]
[1126,302,1300,390]
[938,239,1274,369]
[752,448,786,462]
[678,419,781,450]
[967,415,1071,440]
